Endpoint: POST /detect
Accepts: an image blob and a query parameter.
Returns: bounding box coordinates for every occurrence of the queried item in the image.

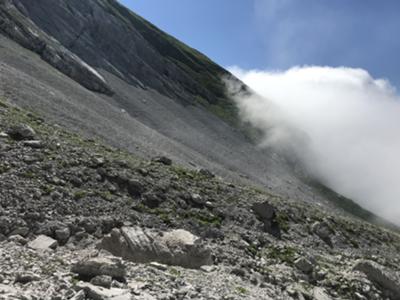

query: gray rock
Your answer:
[15,272,41,284]
[252,201,281,238]
[23,140,43,148]
[70,290,86,300]
[311,221,333,246]
[99,226,212,269]
[294,257,314,273]
[7,124,36,140]
[91,275,112,289]
[312,287,332,300]
[71,256,126,279]
[28,235,58,250]
[76,282,132,300]
[8,234,28,245]
[55,227,70,243]
[152,156,172,166]
[198,168,215,178]
[354,260,400,298]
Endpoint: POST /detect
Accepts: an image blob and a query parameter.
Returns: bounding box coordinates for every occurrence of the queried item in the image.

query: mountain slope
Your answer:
[0,98,399,299]
[0,0,390,227]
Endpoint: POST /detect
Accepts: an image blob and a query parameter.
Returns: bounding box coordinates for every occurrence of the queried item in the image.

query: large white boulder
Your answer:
[99,227,212,269]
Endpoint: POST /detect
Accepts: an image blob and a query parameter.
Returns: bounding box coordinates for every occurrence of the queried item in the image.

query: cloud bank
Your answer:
[229,66,400,224]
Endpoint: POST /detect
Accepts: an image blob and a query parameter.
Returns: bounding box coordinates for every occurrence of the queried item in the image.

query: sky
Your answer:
[120,0,400,88]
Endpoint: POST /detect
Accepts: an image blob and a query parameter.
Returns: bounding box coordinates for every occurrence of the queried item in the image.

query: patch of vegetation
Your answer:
[74,190,88,200]
[276,211,290,233]
[21,171,36,179]
[181,210,223,227]
[169,267,181,277]
[96,191,114,202]
[0,164,10,174]
[235,286,248,295]
[264,245,297,265]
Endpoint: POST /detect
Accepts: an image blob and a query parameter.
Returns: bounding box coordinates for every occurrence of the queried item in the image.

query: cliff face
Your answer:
[6,0,237,109]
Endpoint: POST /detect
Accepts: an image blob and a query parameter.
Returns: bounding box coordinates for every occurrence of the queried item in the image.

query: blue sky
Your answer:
[120,0,400,87]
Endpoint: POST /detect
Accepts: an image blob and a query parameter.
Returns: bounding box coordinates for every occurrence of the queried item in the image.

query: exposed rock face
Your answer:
[354,260,400,299]
[8,0,233,105]
[99,227,212,269]
[0,0,113,95]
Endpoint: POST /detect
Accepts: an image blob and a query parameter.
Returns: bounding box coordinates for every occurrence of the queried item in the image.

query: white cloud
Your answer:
[229,65,400,224]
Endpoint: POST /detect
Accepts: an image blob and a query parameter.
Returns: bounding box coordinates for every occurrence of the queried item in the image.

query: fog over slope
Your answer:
[230,66,400,224]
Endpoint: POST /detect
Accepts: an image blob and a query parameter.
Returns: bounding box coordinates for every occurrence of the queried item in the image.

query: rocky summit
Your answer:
[0,0,399,299]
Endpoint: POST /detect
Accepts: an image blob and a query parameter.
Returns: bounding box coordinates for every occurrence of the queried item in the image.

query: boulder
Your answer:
[354,260,400,299]
[99,227,212,269]
[311,221,334,247]
[252,201,281,238]
[28,235,57,250]
[7,124,36,140]
[71,256,126,280]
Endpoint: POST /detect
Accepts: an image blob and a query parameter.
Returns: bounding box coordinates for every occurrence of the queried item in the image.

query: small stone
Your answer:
[294,257,314,273]
[152,156,172,165]
[55,227,70,242]
[15,272,41,284]
[9,226,29,237]
[23,140,43,148]
[198,168,215,178]
[200,265,215,273]
[149,262,168,271]
[190,193,206,206]
[8,234,28,245]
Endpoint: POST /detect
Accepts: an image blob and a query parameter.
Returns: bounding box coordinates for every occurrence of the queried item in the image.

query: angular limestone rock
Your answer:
[28,235,57,250]
[99,227,212,269]
[354,260,400,299]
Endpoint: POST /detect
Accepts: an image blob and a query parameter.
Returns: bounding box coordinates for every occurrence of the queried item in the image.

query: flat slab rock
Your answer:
[76,282,131,300]
[99,227,212,269]
[27,235,57,250]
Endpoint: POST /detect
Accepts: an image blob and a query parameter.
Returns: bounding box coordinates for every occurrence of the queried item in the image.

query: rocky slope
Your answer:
[0,0,363,217]
[0,98,400,299]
